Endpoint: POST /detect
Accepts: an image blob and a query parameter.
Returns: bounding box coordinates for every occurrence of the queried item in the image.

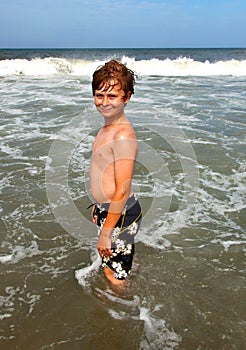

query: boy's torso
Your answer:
[90,122,136,203]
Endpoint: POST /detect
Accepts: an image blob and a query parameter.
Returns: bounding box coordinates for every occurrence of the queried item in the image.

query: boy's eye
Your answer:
[95,94,118,99]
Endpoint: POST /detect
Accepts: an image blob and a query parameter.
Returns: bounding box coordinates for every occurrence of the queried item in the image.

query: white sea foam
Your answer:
[107,300,181,349]
[75,239,181,349]
[0,254,13,263]
[75,250,101,288]
[1,50,245,349]
[0,285,41,324]
[0,313,12,321]
[95,287,140,311]
[0,241,41,264]
[139,307,181,350]
[0,144,22,156]
[212,239,245,252]
[1,56,246,76]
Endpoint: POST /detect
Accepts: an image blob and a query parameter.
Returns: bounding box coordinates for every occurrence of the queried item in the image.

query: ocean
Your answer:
[0,48,245,349]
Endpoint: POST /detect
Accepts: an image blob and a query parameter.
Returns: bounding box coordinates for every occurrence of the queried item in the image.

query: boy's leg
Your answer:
[103,267,126,285]
[96,197,142,285]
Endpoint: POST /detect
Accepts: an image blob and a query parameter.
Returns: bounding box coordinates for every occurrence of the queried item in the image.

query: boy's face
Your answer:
[94,81,130,120]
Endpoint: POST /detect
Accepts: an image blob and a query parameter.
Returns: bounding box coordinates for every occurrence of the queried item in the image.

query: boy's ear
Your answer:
[125,91,131,102]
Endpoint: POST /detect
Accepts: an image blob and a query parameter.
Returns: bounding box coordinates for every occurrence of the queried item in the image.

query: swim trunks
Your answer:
[93,194,142,280]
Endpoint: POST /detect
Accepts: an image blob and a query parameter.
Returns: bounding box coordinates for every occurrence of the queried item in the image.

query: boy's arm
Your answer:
[97,130,137,258]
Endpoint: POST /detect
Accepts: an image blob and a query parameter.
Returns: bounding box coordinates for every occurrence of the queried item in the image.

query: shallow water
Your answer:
[0,49,246,349]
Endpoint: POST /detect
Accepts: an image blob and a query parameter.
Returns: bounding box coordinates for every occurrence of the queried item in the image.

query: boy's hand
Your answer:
[97,231,113,258]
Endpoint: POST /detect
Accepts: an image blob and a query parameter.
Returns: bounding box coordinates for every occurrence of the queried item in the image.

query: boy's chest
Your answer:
[92,132,114,162]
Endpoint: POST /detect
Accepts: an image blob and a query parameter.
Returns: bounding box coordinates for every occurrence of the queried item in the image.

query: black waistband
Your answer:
[99,194,138,212]
[87,194,139,212]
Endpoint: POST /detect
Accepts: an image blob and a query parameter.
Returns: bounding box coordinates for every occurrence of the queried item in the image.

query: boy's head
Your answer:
[92,60,135,100]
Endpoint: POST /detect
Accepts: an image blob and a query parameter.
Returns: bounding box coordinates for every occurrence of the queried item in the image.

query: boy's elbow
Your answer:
[122,180,132,198]
[115,185,131,202]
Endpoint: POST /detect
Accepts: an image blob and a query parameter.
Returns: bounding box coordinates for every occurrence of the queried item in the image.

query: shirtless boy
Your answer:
[90,60,142,286]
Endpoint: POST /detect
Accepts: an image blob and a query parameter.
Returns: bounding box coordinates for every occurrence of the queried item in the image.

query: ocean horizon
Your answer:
[1,47,246,76]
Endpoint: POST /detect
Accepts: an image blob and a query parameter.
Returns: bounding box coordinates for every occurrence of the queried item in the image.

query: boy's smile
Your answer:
[94,82,130,122]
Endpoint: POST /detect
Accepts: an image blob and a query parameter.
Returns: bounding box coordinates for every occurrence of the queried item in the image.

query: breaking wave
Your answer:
[1,55,246,76]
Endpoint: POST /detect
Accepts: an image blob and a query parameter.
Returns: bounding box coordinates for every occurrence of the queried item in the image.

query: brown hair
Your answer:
[92,60,136,99]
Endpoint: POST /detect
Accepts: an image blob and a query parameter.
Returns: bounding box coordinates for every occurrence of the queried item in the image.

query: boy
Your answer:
[89,60,142,286]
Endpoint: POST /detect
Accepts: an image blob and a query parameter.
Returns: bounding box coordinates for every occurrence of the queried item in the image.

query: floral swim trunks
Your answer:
[93,194,142,280]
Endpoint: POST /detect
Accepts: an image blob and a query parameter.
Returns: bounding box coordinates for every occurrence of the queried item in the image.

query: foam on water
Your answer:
[75,255,181,350]
[1,56,246,76]
[0,241,41,264]
[1,72,245,255]
[0,284,41,325]
[75,250,101,288]
[107,304,181,350]
[139,307,181,350]
[138,152,246,252]
[1,54,245,347]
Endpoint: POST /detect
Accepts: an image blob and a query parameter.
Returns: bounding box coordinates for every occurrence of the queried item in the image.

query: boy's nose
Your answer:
[102,96,109,105]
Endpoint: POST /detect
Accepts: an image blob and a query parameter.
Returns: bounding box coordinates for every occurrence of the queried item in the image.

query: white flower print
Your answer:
[112,261,121,270]
[111,227,121,241]
[115,239,125,249]
[112,261,128,279]
[129,222,138,235]
[95,198,141,280]
[114,270,127,279]
[124,244,132,255]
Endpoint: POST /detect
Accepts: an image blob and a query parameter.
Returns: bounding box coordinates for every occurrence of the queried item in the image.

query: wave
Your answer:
[1,55,246,77]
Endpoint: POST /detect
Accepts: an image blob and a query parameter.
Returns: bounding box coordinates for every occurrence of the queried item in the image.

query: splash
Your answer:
[1,56,246,76]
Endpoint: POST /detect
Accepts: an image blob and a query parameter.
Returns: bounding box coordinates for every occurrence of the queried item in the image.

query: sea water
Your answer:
[0,49,245,349]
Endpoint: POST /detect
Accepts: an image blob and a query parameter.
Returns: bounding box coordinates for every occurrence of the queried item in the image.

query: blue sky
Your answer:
[0,0,245,48]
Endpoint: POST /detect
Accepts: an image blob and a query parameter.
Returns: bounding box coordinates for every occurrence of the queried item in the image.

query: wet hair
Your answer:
[92,60,136,99]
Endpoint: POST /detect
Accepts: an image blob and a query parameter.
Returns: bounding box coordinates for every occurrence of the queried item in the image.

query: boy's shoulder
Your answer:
[113,121,136,141]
